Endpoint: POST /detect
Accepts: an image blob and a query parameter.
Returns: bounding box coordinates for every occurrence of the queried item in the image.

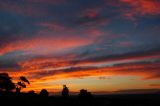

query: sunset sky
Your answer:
[0,0,160,94]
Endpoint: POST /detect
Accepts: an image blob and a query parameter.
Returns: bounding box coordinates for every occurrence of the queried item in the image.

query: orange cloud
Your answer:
[23,61,160,92]
[8,48,159,81]
[12,60,160,81]
[3,53,159,92]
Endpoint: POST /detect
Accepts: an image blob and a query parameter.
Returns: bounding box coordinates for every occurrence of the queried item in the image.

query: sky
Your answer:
[0,0,160,94]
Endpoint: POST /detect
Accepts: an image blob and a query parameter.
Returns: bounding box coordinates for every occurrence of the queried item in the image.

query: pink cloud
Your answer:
[81,8,101,19]
[119,0,160,20]
[0,25,105,56]
[83,28,104,38]
[79,7,109,26]
[0,35,94,55]
[37,22,73,32]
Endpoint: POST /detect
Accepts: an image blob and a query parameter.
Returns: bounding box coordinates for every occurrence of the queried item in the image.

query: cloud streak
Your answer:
[119,0,160,20]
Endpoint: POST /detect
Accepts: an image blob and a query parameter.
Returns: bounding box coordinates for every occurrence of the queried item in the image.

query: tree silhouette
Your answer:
[79,89,93,99]
[0,73,15,92]
[62,85,69,97]
[20,76,30,84]
[16,76,30,93]
[40,89,49,97]
[27,90,38,97]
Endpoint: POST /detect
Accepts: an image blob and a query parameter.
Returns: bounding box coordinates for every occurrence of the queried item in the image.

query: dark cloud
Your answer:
[0,59,21,71]
[0,11,38,49]
[29,60,160,80]
[70,47,160,64]
[31,66,98,78]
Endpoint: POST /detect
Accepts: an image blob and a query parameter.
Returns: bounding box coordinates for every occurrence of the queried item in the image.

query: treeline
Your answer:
[0,73,93,99]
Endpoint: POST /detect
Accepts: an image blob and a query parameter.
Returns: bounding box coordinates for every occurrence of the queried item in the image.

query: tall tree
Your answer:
[0,73,15,92]
[62,85,69,97]
[16,76,30,93]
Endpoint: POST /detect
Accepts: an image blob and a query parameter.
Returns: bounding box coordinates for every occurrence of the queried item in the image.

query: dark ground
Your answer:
[0,94,160,106]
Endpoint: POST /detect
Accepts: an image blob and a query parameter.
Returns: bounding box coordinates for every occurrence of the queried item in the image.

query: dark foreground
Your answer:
[1,94,160,106]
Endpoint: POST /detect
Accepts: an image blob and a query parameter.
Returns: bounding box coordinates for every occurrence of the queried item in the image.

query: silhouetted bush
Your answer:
[40,89,49,97]
[62,85,69,98]
[28,90,37,97]
[78,89,93,100]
